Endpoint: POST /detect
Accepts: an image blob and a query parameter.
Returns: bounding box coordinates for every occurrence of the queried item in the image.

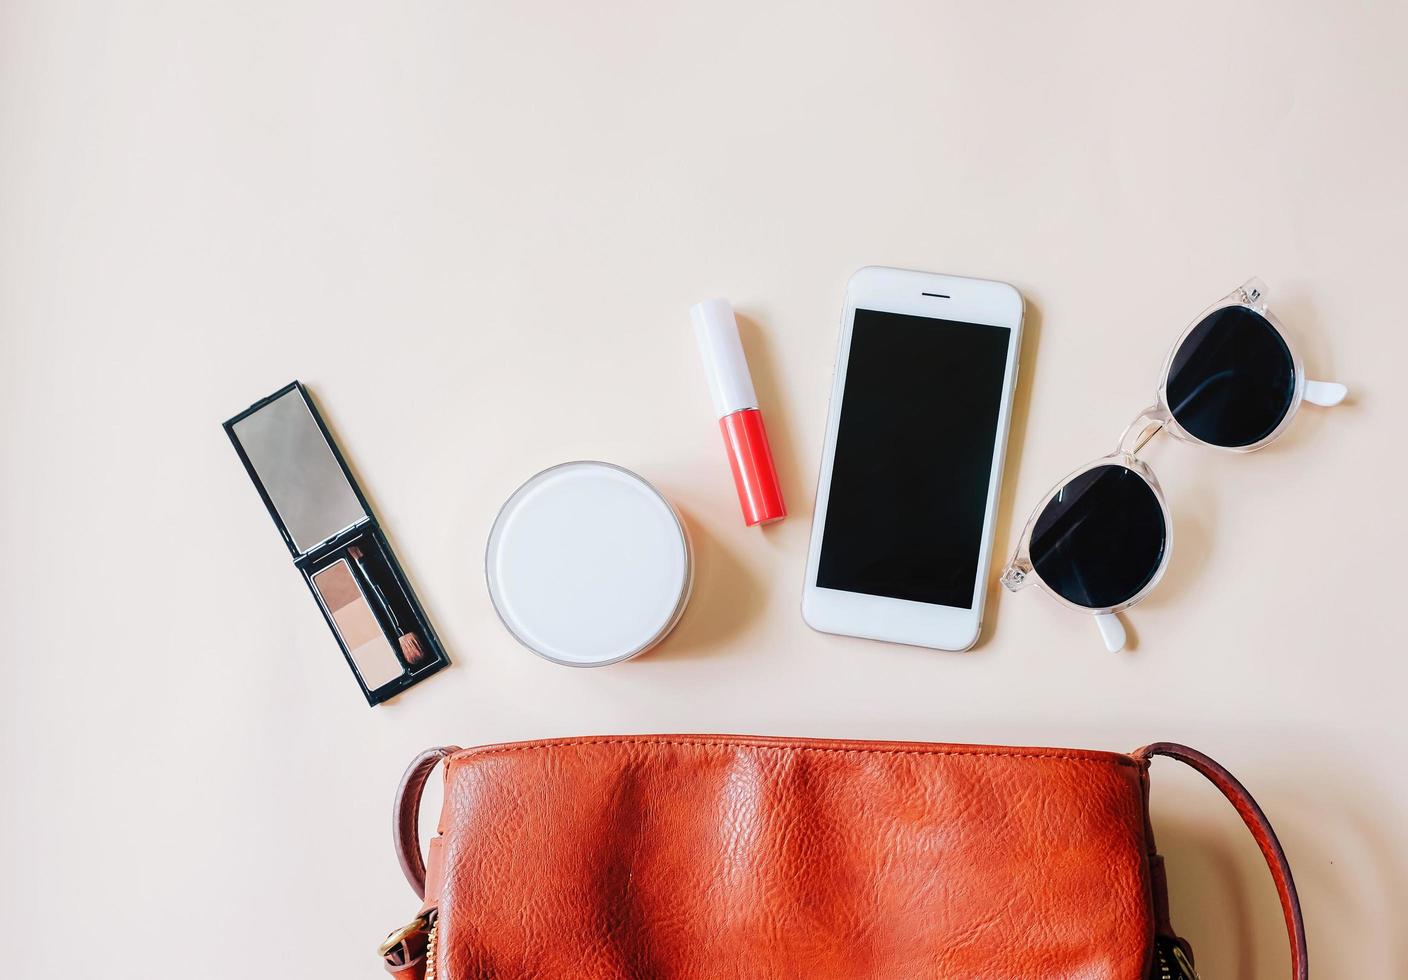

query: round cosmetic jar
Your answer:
[485,461,693,666]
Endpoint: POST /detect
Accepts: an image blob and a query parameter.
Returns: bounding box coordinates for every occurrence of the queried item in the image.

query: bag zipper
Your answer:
[419,919,1186,980]
[379,911,439,979]
[424,913,439,980]
[408,912,1189,980]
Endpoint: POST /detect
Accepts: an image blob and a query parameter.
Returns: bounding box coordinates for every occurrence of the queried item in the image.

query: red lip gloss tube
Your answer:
[691,298,786,526]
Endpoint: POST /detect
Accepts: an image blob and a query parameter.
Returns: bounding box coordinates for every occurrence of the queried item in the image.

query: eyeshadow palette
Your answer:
[225,381,448,705]
[312,559,403,690]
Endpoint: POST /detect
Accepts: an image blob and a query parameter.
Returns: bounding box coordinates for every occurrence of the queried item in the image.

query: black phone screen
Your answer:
[816,308,1012,608]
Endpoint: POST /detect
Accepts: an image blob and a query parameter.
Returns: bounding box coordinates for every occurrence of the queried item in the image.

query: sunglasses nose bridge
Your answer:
[1118,406,1169,456]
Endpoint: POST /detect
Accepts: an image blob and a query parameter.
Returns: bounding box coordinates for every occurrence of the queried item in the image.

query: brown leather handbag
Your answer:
[379,735,1306,979]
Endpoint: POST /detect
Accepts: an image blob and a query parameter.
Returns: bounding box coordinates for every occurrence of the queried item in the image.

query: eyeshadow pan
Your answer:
[332,586,383,649]
[313,562,403,689]
[313,561,361,611]
[349,638,403,689]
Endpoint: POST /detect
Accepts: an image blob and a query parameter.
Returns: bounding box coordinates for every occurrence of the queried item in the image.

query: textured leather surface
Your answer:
[385,736,1308,979]
[424,735,1154,979]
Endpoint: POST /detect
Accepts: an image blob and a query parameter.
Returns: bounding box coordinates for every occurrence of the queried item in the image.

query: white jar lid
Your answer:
[485,461,692,666]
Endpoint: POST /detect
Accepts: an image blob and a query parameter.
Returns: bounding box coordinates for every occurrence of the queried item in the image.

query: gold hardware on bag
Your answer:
[1171,945,1199,979]
[378,914,429,958]
[1151,937,1199,980]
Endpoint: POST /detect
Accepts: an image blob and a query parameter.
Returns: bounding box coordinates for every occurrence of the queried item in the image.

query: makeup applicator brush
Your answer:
[348,545,427,668]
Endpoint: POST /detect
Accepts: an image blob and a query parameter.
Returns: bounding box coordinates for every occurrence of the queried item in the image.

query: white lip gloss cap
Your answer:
[691,298,758,418]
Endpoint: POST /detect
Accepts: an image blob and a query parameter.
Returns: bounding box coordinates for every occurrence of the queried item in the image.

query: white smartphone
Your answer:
[802,267,1024,651]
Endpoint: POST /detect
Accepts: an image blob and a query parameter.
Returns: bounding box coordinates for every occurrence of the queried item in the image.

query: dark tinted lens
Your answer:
[1030,464,1166,609]
[1165,305,1295,447]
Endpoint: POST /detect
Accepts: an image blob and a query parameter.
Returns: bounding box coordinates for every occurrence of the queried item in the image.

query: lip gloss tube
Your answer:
[691,298,786,526]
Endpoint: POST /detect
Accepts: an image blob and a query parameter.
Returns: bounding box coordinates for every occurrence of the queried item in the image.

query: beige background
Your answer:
[2,1,1405,977]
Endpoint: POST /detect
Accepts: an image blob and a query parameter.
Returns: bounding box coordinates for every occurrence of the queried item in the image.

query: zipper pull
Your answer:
[1171,944,1199,979]
[1151,936,1199,980]
[379,914,430,959]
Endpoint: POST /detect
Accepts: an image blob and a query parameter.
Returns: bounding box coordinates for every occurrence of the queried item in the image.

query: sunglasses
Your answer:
[1001,278,1347,652]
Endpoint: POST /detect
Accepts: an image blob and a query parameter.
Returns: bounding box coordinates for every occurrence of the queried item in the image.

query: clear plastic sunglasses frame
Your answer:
[1000,278,1347,653]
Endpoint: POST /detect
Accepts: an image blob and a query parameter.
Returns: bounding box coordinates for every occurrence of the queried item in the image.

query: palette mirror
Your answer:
[230,389,367,552]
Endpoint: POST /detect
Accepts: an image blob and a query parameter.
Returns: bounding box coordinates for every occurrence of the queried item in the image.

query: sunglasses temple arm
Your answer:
[1094,613,1126,653]
[1304,380,1348,407]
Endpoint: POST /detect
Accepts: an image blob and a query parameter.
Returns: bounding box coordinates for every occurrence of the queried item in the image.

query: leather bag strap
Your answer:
[1135,742,1308,979]
[394,745,460,901]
